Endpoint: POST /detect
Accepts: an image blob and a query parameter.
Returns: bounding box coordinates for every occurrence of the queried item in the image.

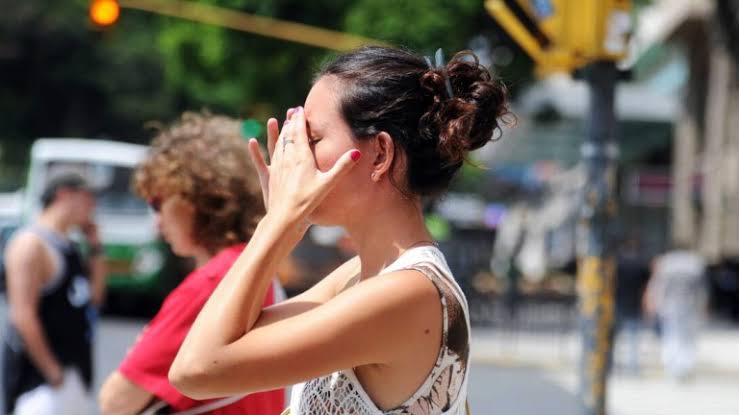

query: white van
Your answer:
[22,139,184,309]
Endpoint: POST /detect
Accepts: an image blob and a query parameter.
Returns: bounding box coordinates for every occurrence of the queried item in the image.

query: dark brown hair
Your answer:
[133,111,264,255]
[317,46,510,197]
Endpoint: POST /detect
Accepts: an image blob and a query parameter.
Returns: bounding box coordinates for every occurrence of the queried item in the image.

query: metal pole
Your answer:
[577,60,619,415]
[117,0,388,51]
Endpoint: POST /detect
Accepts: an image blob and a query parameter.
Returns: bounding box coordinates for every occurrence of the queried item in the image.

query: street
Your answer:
[2,299,739,414]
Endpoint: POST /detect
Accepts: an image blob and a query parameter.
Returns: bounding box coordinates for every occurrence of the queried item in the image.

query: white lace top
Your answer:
[288,246,471,415]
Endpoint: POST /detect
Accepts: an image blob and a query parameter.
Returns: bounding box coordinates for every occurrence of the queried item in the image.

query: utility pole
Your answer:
[577,60,619,415]
[487,2,632,414]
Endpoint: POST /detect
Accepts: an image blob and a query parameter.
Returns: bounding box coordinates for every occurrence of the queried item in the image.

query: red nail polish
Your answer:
[350,150,361,161]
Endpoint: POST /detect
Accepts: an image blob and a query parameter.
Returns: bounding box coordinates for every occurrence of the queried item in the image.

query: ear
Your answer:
[370,132,395,182]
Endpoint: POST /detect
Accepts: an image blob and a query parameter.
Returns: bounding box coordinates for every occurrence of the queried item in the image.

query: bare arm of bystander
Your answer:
[98,371,154,415]
[5,232,65,387]
[82,220,107,308]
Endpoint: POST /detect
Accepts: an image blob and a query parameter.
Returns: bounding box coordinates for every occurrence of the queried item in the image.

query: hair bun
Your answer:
[317,46,511,198]
[419,51,509,167]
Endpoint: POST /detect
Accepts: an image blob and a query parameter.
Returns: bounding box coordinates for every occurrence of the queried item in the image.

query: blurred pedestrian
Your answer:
[98,112,285,415]
[613,236,650,374]
[490,205,527,319]
[169,46,509,415]
[2,173,106,415]
[644,243,708,381]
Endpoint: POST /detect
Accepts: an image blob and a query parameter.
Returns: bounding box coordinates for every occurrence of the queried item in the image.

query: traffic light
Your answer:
[486,0,632,74]
[90,0,120,27]
[560,0,631,63]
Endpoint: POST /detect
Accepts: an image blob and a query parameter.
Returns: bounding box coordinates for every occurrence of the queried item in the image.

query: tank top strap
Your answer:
[385,253,471,413]
[24,226,71,294]
[294,246,470,415]
[413,262,468,315]
[406,262,452,340]
[386,246,470,325]
[27,226,72,253]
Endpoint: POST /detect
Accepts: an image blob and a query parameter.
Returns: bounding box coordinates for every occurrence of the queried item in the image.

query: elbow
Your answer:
[97,375,130,415]
[169,349,258,399]
[168,357,216,400]
[97,389,116,415]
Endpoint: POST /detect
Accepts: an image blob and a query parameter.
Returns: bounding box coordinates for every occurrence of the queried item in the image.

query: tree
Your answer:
[0,0,534,189]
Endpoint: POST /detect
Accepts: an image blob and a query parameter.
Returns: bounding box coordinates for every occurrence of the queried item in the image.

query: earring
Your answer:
[370,172,377,181]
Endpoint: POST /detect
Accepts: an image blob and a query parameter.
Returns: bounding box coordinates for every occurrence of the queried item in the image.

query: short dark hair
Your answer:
[317,46,511,197]
[40,173,92,209]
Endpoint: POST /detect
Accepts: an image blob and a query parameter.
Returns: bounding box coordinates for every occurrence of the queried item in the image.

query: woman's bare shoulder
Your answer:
[337,268,442,324]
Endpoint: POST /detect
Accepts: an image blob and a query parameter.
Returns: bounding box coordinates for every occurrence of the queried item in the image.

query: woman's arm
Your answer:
[169,107,440,399]
[98,371,154,415]
[251,255,361,329]
[170,261,441,399]
[171,106,363,394]
[169,213,306,379]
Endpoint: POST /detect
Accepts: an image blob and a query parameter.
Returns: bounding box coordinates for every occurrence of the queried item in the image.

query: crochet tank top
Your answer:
[287,245,471,415]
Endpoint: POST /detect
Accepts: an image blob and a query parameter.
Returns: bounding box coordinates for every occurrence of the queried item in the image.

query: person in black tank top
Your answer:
[2,173,106,414]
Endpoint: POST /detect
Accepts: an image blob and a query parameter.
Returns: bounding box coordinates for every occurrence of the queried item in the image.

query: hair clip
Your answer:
[424,48,454,99]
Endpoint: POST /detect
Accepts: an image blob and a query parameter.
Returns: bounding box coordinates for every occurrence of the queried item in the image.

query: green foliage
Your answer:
[344,0,484,52]
[151,0,352,121]
[0,0,534,185]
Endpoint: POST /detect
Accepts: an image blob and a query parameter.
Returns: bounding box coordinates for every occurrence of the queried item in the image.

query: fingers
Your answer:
[247,138,269,175]
[291,107,312,154]
[248,139,271,209]
[286,107,297,121]
[267,118,279,161]
[321,149,361,189]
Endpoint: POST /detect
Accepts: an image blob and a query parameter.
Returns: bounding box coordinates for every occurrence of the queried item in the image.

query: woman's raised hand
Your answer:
[247,108,292,210]
[247,106,360,227]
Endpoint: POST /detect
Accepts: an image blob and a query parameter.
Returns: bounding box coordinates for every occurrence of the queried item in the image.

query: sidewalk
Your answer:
[469,323,739,415]
[470,323,739,376]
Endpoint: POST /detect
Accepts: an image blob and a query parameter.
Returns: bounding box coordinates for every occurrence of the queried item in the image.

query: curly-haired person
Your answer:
[98,112,285,415]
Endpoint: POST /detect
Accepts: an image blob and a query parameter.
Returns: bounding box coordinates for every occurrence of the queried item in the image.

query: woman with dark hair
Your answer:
[170,47,510,415]
[98,112,285,415]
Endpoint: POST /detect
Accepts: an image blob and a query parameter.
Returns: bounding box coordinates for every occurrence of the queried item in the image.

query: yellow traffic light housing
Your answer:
[486,0,632,75]
[90,0,120,27]
[563,0,631,63]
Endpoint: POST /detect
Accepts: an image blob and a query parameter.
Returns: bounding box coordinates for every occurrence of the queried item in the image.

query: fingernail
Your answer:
[350,150,361,161]
[297,106,304,113]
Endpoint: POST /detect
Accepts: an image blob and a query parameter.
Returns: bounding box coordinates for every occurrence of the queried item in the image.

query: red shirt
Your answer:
[119,244,285,414]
